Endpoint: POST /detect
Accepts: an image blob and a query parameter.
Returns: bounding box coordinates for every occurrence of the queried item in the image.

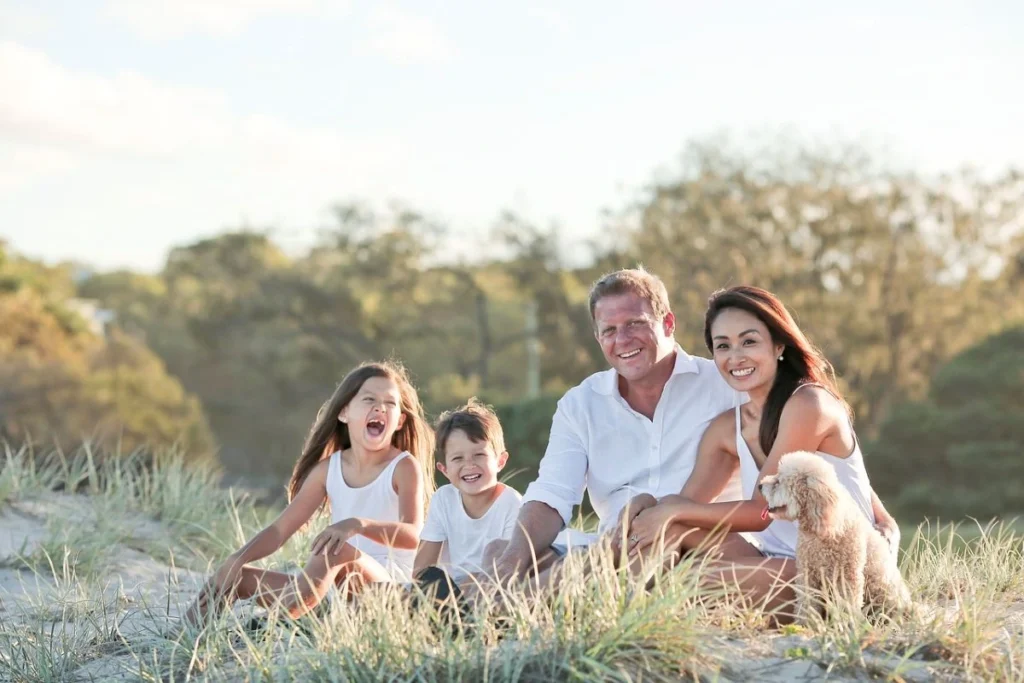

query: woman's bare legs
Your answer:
[701,556,797,623]
[629,523,797,625]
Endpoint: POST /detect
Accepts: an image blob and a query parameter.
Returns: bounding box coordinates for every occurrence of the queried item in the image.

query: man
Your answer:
[490,267,745,583]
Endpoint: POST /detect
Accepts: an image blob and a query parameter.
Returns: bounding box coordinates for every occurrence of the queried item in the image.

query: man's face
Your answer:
[593,292,676,383]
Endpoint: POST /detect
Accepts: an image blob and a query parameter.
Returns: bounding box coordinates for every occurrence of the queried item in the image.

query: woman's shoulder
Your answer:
[782,384,846,425]
[702,406,740,448]
[709,405,739,429]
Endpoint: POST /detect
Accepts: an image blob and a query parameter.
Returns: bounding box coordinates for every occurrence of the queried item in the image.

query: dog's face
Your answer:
[757,451,840,535]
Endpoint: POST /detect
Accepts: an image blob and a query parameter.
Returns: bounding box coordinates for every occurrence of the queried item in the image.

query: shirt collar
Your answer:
[595,343,700,395]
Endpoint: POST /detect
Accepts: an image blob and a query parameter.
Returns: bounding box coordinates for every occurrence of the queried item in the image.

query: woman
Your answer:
[618,285,900,618]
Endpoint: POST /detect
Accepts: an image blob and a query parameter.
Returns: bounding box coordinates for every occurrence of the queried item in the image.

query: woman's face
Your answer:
[710,307,785,395]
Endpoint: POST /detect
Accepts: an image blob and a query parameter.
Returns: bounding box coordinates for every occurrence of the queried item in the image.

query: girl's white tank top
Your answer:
[325,450,416,581]
[736,391,876,558]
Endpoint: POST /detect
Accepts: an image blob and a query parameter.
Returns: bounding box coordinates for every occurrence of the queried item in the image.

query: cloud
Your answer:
[0,142,74,192]
[526,6,569,34]
[0,3,51,39]
[355,4,456,65]
[0,40,403,180]
[0,41,227,159]
[103,0,350,40]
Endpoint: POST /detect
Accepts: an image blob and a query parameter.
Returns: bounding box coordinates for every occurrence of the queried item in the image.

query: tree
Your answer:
[610,139,1024,433]
[869,326,1024,520]
[0,254,213,457]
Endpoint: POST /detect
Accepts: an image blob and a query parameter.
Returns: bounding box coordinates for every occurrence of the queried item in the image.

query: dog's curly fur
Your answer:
[758,451,912,623]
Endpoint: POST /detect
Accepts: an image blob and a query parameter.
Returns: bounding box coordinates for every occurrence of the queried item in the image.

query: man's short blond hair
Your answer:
[587,266,671,324]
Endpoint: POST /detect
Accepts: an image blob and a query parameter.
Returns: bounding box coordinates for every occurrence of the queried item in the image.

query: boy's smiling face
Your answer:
[437,428,508,495]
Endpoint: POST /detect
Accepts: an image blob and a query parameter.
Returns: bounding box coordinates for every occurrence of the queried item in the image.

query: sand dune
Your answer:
[0,460,1020,682]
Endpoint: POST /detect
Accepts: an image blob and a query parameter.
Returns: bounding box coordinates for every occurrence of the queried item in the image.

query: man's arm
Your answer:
[493,396,588,581]
[493,501,565,582]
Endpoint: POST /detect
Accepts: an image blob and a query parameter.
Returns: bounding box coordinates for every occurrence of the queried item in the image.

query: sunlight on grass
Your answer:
[1,442,1023,681]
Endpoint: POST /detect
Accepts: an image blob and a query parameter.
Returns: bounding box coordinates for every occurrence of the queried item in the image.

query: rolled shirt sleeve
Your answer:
[521,395,589,527]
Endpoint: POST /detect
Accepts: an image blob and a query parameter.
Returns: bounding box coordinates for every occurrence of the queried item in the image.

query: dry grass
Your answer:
[1,443,1022,682]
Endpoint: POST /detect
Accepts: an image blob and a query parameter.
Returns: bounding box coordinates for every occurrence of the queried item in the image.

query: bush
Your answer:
[493,393,560,491]
[870,326,1024,520]
[491,393,595,521]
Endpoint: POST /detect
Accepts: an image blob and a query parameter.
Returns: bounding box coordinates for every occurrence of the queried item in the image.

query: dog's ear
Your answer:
[797,470,839,535]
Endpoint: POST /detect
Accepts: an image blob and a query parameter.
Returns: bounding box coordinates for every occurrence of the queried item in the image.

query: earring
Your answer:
[778,354,784,361]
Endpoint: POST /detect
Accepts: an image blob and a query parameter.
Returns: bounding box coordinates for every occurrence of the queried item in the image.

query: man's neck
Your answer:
[618,348,676,420]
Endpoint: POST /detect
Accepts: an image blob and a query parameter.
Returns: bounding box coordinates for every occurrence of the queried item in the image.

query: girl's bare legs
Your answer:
[184,544,391,625]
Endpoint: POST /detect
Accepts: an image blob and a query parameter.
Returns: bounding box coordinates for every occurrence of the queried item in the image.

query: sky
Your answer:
[2,0,1023,273]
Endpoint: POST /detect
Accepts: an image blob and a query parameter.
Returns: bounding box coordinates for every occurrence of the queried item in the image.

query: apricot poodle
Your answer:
[758,451,912,623]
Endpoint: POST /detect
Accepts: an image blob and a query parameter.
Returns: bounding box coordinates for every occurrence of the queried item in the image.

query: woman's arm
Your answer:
[679,410,740,503]
[630,389,833,546]
[870,489,901,556]
[312,456,425,555]
[619,411,736,539]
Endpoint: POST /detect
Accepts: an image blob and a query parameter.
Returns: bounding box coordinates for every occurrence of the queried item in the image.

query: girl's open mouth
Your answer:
[366,419,386,437]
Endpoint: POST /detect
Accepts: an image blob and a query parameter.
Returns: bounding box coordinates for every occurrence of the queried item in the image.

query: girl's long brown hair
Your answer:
[703,286,851,456]
[287,360,435,510]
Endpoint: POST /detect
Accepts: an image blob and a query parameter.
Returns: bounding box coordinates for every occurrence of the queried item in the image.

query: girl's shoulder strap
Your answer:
[384,449,413,477]
[386,450,416,494]
[324,449,342,488]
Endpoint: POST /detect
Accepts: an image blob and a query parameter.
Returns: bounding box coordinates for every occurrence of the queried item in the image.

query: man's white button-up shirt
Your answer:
[522,345,745,533]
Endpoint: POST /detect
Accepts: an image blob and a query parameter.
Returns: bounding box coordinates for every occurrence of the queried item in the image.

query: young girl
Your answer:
[183,360,435,626]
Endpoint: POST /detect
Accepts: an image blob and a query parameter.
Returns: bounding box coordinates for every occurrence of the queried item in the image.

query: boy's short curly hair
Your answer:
[434,397,506,461]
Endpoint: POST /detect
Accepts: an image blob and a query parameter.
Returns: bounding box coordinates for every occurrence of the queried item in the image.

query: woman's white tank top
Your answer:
[325,450,416,581]
[736,392,876,558]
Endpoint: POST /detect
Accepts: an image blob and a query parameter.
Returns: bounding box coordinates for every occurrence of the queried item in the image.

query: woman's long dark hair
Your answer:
[287,360,435,509]
[703,286,850,456]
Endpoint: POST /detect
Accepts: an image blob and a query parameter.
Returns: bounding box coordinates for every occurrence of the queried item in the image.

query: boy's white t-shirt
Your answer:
[420,483,523,579]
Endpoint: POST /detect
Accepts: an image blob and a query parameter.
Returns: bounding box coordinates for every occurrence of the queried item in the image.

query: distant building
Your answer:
[65,298,116,337]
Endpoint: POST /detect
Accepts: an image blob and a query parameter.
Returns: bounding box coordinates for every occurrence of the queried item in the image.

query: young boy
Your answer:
[414,397,522,581]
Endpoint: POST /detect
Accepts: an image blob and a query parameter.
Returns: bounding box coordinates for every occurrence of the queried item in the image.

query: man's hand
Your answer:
[310,518,362,556]
[609,493,658,554]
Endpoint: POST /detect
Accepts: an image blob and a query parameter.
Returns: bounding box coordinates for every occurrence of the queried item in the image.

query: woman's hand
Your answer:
[310,518,363,556]
[874,516,901,560]
[628,501,685,555]
[609,493,658,554]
